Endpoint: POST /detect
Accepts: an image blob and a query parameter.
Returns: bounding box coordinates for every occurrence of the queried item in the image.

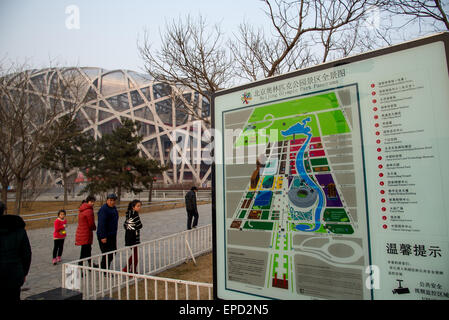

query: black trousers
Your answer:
[187,209,199,230]
[0,286,21,301]
[98,234,117,269]
[78,244,92,266]
[53,239,65,258]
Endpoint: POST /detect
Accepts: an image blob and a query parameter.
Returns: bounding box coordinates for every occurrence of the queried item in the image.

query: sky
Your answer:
[0,0,268,72]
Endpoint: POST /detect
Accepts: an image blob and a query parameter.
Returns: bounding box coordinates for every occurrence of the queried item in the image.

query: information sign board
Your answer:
[212,33,449,300]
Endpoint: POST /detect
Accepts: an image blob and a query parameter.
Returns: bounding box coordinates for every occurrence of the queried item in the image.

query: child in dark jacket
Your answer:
[122,199,143,273]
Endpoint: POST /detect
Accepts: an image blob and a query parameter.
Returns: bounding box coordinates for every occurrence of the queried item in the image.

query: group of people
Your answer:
[0,185,199,300]
[52,193,143,273]
[53,186,199,271]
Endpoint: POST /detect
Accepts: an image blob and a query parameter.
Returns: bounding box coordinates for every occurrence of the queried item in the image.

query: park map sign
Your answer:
[212,33,449,300]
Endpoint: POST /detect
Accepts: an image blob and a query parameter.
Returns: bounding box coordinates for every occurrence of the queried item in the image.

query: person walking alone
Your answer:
[122,199,143,273]
[97,194,119,269]
[75,195,97,266]
[185,186,199,230]
[0,201,32,301]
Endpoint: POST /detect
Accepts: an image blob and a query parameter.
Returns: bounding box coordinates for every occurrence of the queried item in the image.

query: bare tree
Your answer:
[138,0,442,109]
[230,22,315,81]
[139,1,388,94]
[20,167,52,210]
[379,0,449,31]
[138,15,234,121]
[312,2,400,63]
[0,64,90,214]
[235,0,379,78]
[0,152,14,207]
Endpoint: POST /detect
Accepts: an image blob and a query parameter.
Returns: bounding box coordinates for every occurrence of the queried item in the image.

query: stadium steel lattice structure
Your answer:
[12,67,212,187]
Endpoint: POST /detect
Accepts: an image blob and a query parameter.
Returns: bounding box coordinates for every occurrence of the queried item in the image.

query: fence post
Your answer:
[185,232,196,265]
[62,264,66,289]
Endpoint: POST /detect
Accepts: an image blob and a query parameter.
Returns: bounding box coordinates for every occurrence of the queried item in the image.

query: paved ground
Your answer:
[21,203,212,300]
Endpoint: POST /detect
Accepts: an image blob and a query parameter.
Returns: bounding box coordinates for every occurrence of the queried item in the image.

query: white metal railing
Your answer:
[22,190,211,222]
[150,189,211,200]
[22,199,182,222]
[62,224,213,300]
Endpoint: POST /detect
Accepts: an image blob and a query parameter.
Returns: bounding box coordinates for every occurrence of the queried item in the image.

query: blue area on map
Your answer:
[254,190,273,207]
[281,117,324,232]
[280,118,312,136]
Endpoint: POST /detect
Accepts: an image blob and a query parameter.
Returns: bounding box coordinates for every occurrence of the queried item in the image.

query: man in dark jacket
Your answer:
[185,186,199,230]
[0,201,32,300]
[97,194,119,269]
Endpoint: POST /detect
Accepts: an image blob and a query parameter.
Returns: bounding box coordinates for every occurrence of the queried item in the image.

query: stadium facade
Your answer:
[24,67,212,187]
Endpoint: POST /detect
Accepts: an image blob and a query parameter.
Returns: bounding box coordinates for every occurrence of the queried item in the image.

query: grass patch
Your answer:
[317,110,351,136]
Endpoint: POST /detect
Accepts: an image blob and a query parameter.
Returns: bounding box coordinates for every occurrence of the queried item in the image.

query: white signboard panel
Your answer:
[212,33,449,300]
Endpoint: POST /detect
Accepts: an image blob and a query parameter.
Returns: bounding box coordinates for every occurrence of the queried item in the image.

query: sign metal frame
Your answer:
[212,32,449,300]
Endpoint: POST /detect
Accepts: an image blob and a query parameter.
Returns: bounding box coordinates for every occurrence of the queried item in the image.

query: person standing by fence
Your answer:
[52,209,67,265]
[185,186,199,230]
[75,195,97,266]
[0,201,32,300]
[97,193,119,269]
[122,199,143,273]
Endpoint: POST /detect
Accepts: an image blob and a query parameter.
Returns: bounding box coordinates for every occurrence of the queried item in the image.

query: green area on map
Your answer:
[235,92,350,147]
[317,110,351,135]
[323,208,350,222]
[248,92,339,122]
[243,221,274,231]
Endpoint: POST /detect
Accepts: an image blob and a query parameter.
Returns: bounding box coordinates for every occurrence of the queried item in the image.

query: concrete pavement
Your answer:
[21,203,212,300]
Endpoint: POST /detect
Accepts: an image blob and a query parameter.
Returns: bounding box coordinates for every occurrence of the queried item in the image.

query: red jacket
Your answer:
[75,203,96,246]
[53,218,67,239]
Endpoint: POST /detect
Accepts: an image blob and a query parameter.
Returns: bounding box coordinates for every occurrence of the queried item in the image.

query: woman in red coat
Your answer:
[75,195,96,266]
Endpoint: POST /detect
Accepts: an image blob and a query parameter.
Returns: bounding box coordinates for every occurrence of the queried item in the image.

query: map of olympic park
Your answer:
[222,84,372,300]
